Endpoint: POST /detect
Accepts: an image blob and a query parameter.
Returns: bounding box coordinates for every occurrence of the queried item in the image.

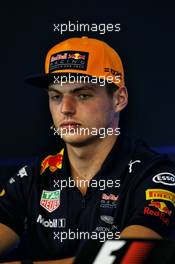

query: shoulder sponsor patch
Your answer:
[145,189,175,207]
[143,206,170,225]
[40,149,64,175]
[152,172,175,186]
[148,200,172,216]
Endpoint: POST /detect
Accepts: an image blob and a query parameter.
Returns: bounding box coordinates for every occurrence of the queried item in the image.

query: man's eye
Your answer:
[50,95,61,101]
[78,94,92,100]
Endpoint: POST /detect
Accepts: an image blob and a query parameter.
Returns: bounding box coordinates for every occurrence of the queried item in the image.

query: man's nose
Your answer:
[60,95,76,115]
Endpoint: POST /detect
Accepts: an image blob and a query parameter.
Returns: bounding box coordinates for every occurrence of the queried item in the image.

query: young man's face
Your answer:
[48,82,125,146]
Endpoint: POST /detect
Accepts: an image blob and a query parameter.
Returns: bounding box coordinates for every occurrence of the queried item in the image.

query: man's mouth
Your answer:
[60,122,81,129]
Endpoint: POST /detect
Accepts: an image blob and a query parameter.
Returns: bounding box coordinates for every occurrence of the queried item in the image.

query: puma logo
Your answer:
[128,160,141,173]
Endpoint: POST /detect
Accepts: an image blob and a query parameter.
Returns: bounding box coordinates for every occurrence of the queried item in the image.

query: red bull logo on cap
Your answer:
[40,149,64,175]
[68,52,86,60]
[51,53,68,62]
[149,200,172,216]
[49,50,89,72]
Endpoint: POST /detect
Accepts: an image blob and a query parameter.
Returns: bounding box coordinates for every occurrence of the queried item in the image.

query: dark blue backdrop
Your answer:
[0,7,175,181]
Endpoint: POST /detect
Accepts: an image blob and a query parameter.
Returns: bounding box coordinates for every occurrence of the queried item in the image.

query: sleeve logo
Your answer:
[152,172,175,186]
[145,189,175,207]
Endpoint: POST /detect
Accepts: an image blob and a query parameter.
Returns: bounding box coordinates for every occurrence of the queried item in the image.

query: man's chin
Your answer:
[61,134,98,147]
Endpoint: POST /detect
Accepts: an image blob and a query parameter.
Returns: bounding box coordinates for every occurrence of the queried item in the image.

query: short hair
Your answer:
[105,83,119,97]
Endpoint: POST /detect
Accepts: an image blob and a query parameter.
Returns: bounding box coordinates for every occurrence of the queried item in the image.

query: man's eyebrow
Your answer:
[72,86,95,93]
[48,87,61,93]
[48,85,95,93]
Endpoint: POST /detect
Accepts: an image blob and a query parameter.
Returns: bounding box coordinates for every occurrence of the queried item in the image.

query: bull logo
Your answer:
[40,149,64,175]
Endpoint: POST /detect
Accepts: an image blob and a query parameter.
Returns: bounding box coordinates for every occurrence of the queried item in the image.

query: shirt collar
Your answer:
[61,134,134,181]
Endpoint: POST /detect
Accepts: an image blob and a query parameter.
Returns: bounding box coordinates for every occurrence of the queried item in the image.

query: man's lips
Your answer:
[60,122,81,128]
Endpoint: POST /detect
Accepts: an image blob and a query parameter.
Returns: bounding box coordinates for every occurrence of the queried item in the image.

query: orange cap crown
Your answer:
[45,36,125,88]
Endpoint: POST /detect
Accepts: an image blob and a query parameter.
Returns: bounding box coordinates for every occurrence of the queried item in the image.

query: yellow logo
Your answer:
[146,189,175,207]
[0,189,5,197]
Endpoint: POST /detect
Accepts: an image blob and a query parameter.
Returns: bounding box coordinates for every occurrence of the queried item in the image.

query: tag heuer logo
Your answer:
[40,190,61,213]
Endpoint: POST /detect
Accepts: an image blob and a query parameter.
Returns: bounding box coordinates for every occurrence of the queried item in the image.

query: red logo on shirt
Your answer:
[40,149,64,174]
[143,206,170,225]
[102,193,118,201]
[148,200,172,216]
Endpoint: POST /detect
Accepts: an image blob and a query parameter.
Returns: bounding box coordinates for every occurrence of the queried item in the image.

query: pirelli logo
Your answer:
[146,189,175,207]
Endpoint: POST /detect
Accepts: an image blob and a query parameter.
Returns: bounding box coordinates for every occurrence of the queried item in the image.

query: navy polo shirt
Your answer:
[0,134,175,260]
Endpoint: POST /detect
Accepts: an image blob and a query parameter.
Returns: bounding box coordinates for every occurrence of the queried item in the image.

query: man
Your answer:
[0,37,175,263]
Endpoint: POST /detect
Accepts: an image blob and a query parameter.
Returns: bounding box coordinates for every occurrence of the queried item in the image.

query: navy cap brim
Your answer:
[25,72,99,89]
[25,73,58,88]
[25,72,115,89]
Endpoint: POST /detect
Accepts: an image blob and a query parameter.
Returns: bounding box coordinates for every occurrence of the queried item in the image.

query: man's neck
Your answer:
[66,135,118,181]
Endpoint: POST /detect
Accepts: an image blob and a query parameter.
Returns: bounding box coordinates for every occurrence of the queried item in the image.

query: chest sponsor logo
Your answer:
[152,172,175,186]
[146,189,175,207]
[100,193,119,209]
[102,193,118,201]
[148,200,172,216]
[100,215,114,225]
[95,225,118,233]
[40,190,61,213]
[37,214,66,228]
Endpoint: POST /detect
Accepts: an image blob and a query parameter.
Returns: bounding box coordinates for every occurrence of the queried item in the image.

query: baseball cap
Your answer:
[25,36,125,89]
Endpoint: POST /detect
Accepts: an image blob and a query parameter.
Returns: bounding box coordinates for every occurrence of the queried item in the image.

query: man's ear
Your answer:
[113,87,128,113]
